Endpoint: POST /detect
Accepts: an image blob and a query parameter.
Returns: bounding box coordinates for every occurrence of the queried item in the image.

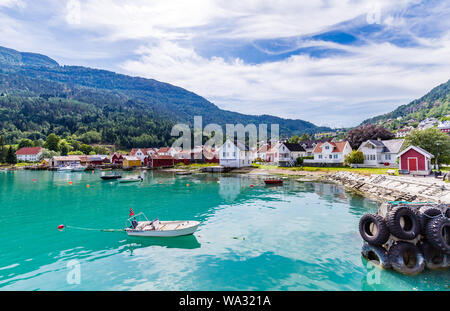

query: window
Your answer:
[325,146,329,150]
[334,154,338,159]
[385,154,391,160]
[329,155,332,159]
[319,155,322,159]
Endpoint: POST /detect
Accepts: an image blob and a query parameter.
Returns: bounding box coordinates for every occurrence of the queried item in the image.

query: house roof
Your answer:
[397,145,434,158]
[158,147,171,153]
[15,147,42,155]
[313,141,348,153]
[381,139,405,153]
[283,143,306,152]
[149,155,174,160]
[359,139,405,153]
[52,156,81,161]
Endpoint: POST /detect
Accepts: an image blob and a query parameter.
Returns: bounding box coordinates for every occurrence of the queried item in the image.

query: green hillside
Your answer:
[361,79,450,129]
[0,46,329,148]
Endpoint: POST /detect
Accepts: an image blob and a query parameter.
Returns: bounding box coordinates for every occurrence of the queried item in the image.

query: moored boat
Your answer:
[101,175,122,180]
[264,179,283,185]
[125,212,200,237]
[71,165,87,172]
[119,176,144,183]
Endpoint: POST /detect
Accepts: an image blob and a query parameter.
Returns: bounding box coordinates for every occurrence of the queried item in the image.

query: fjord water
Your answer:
[0,171,448,291]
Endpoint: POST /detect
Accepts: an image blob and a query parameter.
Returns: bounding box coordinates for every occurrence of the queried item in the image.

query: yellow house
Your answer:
[123,156,141,168]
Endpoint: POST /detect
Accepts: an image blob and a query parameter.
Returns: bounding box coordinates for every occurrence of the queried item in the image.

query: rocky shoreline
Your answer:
[226,167,450,204]
[325,171,450,204]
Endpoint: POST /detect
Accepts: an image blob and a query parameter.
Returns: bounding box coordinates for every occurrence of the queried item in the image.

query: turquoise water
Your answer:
[0,170,448,291]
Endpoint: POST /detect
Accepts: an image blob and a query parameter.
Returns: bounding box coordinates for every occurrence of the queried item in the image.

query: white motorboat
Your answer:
[70,165,86,172]
[125,213,200,237]
[119,176,143,183]
[57,166,73,172]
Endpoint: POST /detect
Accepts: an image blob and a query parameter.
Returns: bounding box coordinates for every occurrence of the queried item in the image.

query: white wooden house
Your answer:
[357,139,405,167]
[218,139,251,168]
[304,141,352,164]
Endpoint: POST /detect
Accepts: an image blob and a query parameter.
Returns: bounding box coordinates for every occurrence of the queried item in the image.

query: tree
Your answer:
[39,149,60,161]
[295,157,304,166]
[6,146,16,164]
[344,150,364,166]
[68,151,84,155]
[345,124,394,149]
[300,133,309,141]
[80,144,94,155]
[0,136,5,163]
[44,133,60,152]
[18,138,34,149]
[288,135,300,144]
[80,131,102,144]
[404,128,450,164]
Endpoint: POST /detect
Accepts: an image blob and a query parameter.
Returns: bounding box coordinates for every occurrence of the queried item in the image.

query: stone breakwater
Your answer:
[327,172,450,204]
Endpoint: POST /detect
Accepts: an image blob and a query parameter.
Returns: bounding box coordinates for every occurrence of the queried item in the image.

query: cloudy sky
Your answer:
[0,0,449,127]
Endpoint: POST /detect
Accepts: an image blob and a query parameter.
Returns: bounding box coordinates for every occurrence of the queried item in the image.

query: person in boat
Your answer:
[130,219,138,229]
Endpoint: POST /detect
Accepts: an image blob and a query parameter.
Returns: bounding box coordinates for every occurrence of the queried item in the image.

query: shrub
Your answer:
[345,150,364,165]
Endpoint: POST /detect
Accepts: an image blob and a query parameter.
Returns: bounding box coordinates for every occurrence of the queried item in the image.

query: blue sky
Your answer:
[0,0,449,127]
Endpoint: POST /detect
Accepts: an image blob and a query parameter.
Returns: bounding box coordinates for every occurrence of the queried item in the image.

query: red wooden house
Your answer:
[111,153,124,165]
[397,146,434,175]
[147,155,175,168]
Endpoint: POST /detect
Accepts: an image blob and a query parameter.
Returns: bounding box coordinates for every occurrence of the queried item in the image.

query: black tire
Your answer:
[388,242,425,275]
[425,216,450,254]
[386,205,421,240]
[418,207,443,234]
[419,241,446,270]
[445,207,450,219]
[361,243,391,269]
[359,214,390,246]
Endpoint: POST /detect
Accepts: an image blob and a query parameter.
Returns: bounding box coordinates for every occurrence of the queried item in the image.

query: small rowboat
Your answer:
[119,176,143,183]
[264,179,283,185]
[101,175,122,180]
[126,213,200,237]
[176,171,192,175]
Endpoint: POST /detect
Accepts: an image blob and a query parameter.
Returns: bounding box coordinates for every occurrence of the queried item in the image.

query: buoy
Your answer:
[87,184,90,188]
[186,183,190,187]
[57,224,65,230]
[69,181,72,185]
[250,184,254,188]
[33,178,36,182]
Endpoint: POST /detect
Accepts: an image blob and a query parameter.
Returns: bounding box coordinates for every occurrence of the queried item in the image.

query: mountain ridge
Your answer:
[0,45,330,142]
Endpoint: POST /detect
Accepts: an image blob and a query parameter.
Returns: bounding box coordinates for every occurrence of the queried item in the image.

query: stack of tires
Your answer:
[359,203,450,275]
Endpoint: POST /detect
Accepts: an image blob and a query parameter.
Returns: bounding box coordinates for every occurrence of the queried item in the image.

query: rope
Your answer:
[65,225,124,232]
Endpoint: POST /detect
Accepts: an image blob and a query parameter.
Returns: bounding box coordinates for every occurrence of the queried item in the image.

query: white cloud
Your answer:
[0,0,25,8]
[120,34,450,127]
[1,0,449,127]
[70,0,417,41]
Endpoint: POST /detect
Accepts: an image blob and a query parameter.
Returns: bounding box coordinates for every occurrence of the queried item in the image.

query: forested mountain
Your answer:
[0,46,329,148]
[361,79,450,127]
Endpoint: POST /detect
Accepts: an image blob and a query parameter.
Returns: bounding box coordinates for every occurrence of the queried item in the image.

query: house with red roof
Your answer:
[15,147,42,162]
[304,140,352,165]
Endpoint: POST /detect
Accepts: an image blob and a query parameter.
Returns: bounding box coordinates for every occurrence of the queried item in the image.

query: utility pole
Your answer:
[436,142,440,171]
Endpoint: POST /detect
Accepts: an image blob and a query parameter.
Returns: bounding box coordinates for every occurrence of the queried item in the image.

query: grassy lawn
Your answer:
[252,164,398,175]
[175,163,218,169]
